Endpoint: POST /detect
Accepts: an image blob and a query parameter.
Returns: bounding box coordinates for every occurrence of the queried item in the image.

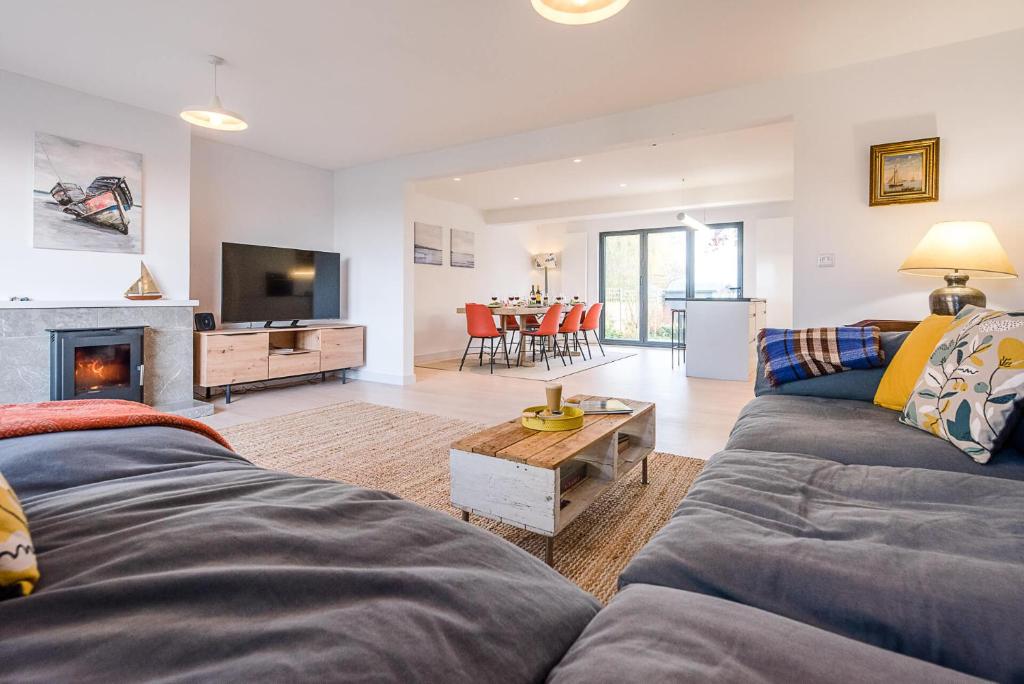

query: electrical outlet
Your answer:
[817,253,836,268]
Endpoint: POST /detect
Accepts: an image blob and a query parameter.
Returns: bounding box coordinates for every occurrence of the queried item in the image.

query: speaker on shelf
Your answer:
[194,312,216,331]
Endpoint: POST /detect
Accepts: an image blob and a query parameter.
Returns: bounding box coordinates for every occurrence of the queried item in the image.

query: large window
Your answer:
[599,222,743,345]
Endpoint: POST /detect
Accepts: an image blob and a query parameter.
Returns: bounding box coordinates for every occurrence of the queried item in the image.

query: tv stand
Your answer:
[194,324,365,404]
[264,320,306,329]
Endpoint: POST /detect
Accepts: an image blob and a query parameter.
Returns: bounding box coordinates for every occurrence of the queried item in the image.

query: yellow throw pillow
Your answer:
[874,315,955,411]
[0,472,38,598]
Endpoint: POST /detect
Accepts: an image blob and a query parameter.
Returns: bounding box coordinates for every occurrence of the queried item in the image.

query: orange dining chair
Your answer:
[503,315,520,351]
[460,303,510,374]
[556,303,585,365]
[580,302,604,359]
[520,303,564,371]
[507,313,543,357]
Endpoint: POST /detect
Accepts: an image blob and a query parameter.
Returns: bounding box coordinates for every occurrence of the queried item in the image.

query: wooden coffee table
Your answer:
[450,395,655,565]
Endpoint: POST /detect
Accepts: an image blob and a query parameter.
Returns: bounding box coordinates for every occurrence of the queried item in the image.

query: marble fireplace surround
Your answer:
[0,300,212,417]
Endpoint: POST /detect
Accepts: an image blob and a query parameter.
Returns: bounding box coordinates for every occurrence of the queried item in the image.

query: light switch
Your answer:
[817,253,836,268]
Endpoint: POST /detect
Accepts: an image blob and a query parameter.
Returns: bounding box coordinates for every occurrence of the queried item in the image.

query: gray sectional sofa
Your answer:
[5,330,1021,681]
[550,331,1023,683]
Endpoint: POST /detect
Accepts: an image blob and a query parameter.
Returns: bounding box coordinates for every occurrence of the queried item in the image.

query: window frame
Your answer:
[598,221,744,346]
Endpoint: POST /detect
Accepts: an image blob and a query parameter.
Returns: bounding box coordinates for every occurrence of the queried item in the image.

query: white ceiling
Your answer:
[2,1,1023,169]
[414,121,793,211]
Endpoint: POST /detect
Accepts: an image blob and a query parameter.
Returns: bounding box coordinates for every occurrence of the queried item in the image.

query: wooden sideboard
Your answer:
[194,324,365,403]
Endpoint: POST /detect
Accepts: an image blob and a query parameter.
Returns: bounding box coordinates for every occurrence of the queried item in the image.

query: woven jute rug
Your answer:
[221,400,704,603]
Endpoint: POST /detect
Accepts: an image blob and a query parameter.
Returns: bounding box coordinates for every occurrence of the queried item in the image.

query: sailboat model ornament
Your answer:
[124,263,163,301]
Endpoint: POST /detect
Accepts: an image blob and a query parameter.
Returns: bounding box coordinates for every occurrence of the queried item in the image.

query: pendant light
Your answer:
[531,0,631,25]
[180,55,248,131]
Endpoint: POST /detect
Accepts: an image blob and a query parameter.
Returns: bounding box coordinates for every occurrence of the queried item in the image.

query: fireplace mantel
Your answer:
[0,302,211,417]
[0,300,198,309]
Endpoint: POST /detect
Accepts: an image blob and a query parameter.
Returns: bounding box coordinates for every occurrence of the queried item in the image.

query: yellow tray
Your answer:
[521,405,585,432]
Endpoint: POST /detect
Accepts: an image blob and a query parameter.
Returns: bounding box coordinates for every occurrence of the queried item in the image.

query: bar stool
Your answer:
[670,308,686,368]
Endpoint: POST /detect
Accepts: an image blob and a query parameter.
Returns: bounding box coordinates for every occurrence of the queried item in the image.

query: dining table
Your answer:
[455,303,581,368]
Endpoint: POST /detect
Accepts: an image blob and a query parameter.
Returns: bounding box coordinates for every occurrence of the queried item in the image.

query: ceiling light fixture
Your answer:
[453,177,462,182]
[180,55,248,132]
[619,183,628,188]
[677,212,710,232]
[532,0,631,25]
[573,158,582,163]
[513,197,521,201]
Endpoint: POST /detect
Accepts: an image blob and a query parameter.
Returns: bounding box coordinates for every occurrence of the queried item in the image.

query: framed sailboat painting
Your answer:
[869,137,939,206]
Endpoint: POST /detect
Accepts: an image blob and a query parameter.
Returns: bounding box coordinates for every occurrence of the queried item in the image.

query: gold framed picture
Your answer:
[869,137,939,206]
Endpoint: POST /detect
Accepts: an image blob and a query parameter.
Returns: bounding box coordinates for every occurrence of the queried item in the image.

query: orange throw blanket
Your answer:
[0,400,232,450]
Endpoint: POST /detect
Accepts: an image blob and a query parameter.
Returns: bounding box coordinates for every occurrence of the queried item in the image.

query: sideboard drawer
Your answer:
[268,351,321,379]
[198,333,268,386]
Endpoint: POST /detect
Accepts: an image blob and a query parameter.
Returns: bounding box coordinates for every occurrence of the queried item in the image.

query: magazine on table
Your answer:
[570,399,633,415]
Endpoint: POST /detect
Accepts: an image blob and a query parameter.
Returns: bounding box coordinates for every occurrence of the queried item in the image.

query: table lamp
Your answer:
[898,221,1017,315]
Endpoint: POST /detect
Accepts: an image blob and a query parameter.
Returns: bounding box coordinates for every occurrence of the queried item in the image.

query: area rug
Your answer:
[222,401,703,603]
[416,349,636,381]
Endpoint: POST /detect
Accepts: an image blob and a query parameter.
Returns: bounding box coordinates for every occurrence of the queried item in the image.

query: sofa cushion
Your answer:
[900,305,1024,464]
[727,394,1024,480]
[548,584,982,684]
[754,331,908,402]
[873,314,953,410]
[619,450,1024,682]
[0,427,600,682]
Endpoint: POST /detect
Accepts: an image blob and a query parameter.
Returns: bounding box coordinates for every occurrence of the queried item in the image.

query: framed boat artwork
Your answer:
[33,132,143,253]
[869,137,939,206]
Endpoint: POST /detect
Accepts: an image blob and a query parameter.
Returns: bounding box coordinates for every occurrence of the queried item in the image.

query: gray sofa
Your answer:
[551,332,1023,683]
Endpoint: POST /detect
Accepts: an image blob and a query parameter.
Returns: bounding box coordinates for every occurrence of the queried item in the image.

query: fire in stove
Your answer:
[74,344,131,394]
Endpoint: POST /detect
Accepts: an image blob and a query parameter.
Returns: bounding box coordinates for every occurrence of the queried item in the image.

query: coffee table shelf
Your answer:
[450,395,655,565]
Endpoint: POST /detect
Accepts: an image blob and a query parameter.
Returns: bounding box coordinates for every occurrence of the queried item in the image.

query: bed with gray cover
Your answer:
[0,426,600,682]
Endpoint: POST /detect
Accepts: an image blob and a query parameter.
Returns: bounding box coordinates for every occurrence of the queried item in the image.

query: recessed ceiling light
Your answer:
[453,177,462,181]
[513,196,521,201]
[573,158,582,164]
[532,0,631,25]
[619,183,628,188]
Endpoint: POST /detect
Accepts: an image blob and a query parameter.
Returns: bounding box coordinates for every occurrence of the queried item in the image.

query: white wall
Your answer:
[409,192,501,360]
[754,217,794,328]
[336,30,1024,381]
[189,137,334,322]
[409,196,589,360]
[792,34,1024,325]
[0,69,191,301]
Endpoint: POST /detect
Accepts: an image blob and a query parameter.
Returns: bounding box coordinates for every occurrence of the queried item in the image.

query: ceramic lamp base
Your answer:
[929,273,985,315]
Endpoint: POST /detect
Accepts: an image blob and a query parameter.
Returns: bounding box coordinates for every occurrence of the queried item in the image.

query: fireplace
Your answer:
[49,327,145,402]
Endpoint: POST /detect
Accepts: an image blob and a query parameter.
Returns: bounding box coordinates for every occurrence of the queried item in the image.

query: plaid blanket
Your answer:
[758,326,884,387]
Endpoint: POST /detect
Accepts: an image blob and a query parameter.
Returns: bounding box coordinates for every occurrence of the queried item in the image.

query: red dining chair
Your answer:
[520,303,564,371]
[507,314,542,357]
[503,315,520,351]
[556,303,585,365]
[460,303,510,374]
[580,302,604,359]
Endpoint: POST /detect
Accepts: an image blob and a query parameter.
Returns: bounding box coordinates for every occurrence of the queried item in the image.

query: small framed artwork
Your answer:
[450,228,475,268]
[869,137,939,206]
[413,222,443,265]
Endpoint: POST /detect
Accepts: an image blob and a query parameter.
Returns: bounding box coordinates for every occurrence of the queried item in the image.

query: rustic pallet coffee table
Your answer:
[450,395,655,565]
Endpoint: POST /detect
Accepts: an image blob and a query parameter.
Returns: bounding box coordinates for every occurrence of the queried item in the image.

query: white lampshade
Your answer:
[180,56,248,132]
[899,221,1017,279]
[180,95,248,131]
[532,253,559,269]
[531,0,631,25]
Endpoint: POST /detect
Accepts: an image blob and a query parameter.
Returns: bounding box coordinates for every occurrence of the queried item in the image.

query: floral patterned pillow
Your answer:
[900,305,1024,463]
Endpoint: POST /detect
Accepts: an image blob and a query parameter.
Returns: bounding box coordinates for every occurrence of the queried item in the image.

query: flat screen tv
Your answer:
[221,242,341,325]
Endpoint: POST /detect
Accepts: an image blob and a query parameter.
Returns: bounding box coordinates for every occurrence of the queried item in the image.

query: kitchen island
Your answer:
[682,298,766,381]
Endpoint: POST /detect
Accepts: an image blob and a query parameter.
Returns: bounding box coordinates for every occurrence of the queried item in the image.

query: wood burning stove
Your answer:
[49,327,145,402]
